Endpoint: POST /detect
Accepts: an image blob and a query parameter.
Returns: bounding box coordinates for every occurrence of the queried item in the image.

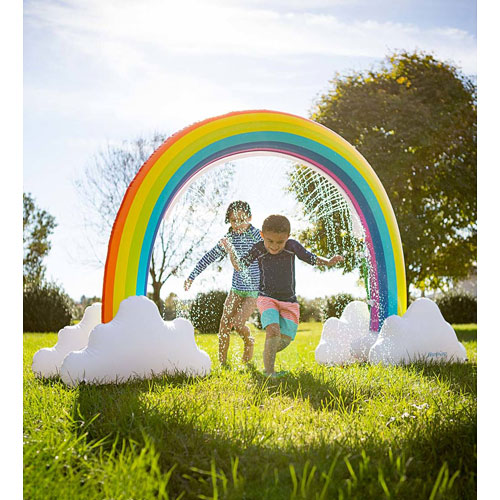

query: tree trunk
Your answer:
[151,281,164,317]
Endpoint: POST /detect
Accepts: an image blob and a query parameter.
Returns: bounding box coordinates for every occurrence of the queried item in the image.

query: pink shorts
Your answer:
[257,296,300,339]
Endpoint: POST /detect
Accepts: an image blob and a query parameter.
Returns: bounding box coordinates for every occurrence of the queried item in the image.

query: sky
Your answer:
[21,0,478,303]
[11,1,500,491]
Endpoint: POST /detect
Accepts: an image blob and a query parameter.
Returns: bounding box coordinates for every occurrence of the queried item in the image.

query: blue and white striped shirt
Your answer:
[188,225,262,292]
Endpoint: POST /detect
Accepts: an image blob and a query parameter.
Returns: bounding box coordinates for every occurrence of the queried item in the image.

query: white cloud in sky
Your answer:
[25,0,476,72]
[24,0,476,129]
[24,0,476,133]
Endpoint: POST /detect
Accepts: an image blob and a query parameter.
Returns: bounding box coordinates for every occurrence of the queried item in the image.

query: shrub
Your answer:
[435,291,477,324]
[323,293,356,319]
[23,282,73,332]
[189,290,228,334]
[297,296,324,322]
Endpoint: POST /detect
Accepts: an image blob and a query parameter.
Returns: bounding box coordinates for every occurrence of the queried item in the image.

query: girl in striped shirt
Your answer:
[184,201,262,365]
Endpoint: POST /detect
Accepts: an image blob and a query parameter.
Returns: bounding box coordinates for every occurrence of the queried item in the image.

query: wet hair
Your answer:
[225,201,252,224]
[262,214,291,235]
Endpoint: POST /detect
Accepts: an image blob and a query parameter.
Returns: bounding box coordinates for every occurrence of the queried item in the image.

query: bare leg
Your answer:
[232,297,257,363]
[218,292,239,364]
[263,323,287,375]
[276,335,291,353]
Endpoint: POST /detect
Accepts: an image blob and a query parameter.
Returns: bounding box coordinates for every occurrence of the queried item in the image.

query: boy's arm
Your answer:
[289,239,344,268]
[315,254,344,267]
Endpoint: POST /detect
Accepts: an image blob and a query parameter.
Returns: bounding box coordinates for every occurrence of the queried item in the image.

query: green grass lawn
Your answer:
[23,323,476,499]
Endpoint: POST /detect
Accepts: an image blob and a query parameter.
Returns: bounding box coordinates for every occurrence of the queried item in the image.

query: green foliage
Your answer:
[436,292,477,324]
[190,290,228,333]
[250,308,263,330]
[297,296,324,322]
[23,325,476,499]
[23,192,57,287]
[300,50,476,295]
[23,282,73,332]
[323,293,356,319]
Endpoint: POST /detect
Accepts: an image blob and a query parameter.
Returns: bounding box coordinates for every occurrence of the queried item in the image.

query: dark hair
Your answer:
[225,201,252,224]
[262,215,291,234]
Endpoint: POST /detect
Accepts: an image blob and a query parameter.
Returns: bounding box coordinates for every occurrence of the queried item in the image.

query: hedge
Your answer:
[189,290,228,334]
[435,291,477,324]
[23,282,73,332]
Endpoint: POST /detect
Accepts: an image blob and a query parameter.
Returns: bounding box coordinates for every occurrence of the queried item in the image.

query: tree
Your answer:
[75,134,236,313]
[23,192,57,287]
[163,292,178,321]
[288,166,367,276]
[294,50,476,296]
[23,194,74,331]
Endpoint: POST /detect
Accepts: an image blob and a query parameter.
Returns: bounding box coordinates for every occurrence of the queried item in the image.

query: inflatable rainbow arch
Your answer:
[102,110,406,331]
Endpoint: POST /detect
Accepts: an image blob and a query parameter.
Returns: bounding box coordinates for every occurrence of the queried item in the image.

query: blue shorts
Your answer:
[257,296,300,339]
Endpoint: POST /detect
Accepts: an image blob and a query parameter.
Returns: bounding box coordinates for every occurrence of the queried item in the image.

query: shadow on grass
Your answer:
[72,378,344,499]
[403,361,477,396]
[72,371,476,500]
[244,364,377,415]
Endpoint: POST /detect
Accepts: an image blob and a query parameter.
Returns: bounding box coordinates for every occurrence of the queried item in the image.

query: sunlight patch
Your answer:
[32,303,102,378]
[59,296,211,386]
[368,298,467,365]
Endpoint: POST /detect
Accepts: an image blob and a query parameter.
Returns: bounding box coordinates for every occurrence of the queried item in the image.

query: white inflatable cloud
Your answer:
[315,301,376,365]
[368,298,467,365]
[60,296,211,386]
[32,303,102,378]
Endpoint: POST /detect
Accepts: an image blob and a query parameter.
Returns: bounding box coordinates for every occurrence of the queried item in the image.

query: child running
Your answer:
[184,201,262,365]
[222,214,344,377]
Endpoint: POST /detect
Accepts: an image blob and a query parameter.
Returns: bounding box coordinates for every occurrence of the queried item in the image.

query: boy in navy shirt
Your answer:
[222,214,343,376]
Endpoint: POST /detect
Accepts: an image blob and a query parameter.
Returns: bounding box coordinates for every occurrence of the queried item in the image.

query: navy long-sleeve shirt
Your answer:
[239,239,317,302]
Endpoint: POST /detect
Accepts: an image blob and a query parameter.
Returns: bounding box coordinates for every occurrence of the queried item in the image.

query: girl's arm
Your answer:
[220,238,241,271]
[184,242,226,290]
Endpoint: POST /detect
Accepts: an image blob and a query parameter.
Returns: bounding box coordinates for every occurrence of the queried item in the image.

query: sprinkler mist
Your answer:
[287,163,372,305]
[165,156,372,330]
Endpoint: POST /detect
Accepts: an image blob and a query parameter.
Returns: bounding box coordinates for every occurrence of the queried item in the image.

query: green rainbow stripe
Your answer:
[102,110,406,331]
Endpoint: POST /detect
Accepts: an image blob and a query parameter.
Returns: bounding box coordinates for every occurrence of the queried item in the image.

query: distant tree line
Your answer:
[168,289,476,333]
